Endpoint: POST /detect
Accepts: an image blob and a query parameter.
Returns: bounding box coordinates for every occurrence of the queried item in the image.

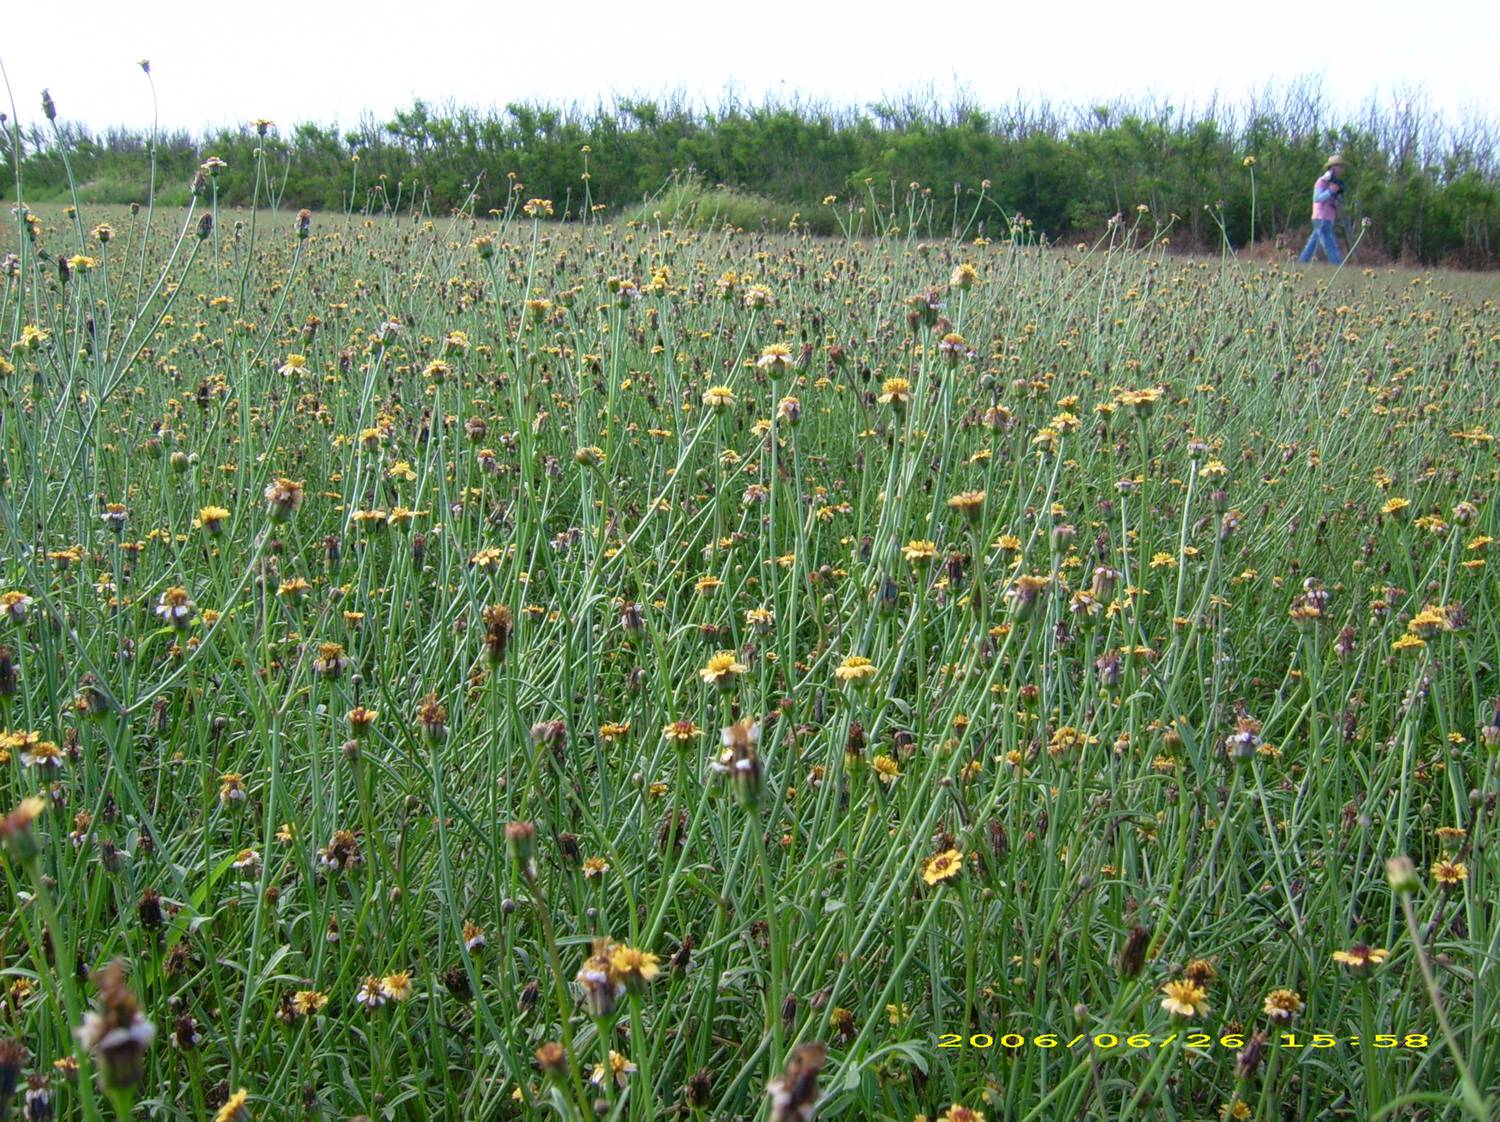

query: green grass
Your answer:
[1,160,1498,1122]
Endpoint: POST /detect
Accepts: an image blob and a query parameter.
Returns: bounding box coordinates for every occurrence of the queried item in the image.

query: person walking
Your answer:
[1298,155,1347,265]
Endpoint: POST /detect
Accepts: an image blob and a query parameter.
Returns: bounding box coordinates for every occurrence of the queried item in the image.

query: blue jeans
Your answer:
[1299,219,1342,264]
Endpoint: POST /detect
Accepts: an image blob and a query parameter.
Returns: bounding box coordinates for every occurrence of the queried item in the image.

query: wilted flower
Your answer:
[758,343,795,378]
[154,587,196,629]
[590,1050,636,1088]
[75,961,155,1089]
[575,938,625,1018]
[263,478,305,522]
[767,1042,826,1122]
[0,590,33,624]
[713,718,763,807]
[0,797,48,864]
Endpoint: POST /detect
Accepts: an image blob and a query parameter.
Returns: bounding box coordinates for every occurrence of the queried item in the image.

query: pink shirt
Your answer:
[1311,173,1341,222]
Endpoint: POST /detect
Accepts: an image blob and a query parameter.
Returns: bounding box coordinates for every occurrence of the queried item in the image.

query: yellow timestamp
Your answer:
[937,1032,1431,1050]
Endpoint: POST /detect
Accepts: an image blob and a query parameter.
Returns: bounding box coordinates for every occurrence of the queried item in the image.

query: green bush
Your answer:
[9,87,1498,264]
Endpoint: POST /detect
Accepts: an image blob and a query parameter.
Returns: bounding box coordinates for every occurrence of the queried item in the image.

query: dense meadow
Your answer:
[0,176,1498,1122]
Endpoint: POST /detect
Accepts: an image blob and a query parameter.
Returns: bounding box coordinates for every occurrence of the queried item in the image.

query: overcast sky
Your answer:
[3,0,1495,136]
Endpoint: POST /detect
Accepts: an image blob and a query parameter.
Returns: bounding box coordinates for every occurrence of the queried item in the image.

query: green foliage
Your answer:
[6,89,1500,265]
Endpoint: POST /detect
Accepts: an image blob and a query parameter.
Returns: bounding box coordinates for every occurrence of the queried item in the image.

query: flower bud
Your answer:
[505,821,537,872]
[1385,855,1420,895]
[1117,925,1150,978]
[1235,1032,1267,1080]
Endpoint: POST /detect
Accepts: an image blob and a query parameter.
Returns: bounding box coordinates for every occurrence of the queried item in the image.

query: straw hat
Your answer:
[1324,154,1347,169]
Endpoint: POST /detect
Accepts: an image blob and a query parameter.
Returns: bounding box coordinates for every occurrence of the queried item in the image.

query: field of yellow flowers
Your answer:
[1,176,1498,1122]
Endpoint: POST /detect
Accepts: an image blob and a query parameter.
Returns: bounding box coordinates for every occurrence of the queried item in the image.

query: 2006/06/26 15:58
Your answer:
[938,1032,1431,1050]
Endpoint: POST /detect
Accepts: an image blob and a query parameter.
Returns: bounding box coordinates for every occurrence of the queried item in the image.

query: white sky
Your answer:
[3,0,1495,136]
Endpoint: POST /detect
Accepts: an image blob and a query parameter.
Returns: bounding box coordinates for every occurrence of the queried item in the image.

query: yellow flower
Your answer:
[1331,945,1389,972]
[1160,979,1209,1018]
[878,377,912,406]
[1262,988,1302,1022]
[1115,387,1162,414]
[834,655,878,685]
[1407,607,1451,638]
[937,1106,985,1122]
[946,490,986,519]
[608,944,661,989]
[293,990,328,1016]
[196,505,231,535]
[351,509,388,530]
[757,343,795,376]
[15,324,50,350]
[380,971,414,1001]
[470,547,504,570]
[922,848,964,886]
[702,385,737,410]
[213,1089,252,1122]
[661,719,702,743]
[700,651,748,686]
[1431,857,1467,886]
[902,540,937,565]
